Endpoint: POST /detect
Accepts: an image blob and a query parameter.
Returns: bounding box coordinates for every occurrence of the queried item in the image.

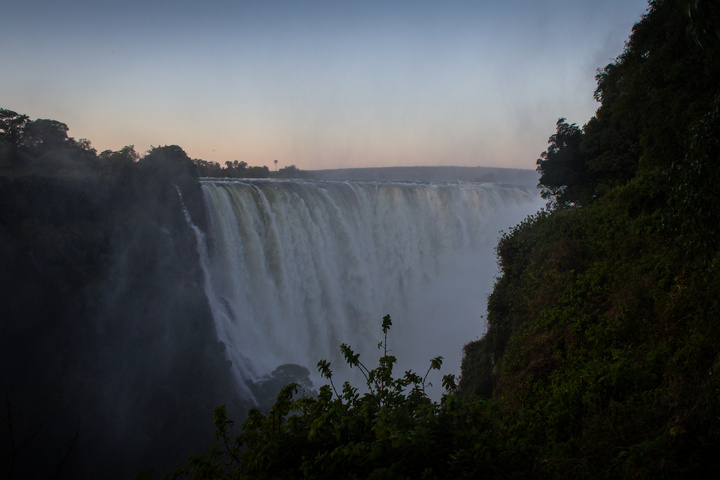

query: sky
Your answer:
[1,0,649,171]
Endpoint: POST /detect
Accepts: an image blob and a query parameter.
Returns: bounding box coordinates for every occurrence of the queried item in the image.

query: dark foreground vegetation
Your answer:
[2,0,719,478]
[162,1,720,478]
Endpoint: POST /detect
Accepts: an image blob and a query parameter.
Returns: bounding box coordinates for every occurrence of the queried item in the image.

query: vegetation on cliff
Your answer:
[459,0,720,476]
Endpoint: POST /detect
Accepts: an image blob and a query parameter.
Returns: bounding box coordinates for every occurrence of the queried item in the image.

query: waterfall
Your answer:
[198,178,543,401]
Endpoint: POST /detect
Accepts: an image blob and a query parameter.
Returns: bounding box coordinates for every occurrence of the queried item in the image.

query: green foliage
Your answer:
[538,0,720,211]
[462,171,720,476]
[168,315,499,480]
[666,93,720,259]
[536,118,590,207]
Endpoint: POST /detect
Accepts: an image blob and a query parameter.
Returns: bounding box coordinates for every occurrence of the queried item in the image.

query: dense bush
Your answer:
[165,316,505,480]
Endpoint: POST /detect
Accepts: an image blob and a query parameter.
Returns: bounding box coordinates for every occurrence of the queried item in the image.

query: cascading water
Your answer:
[197,178,543,401]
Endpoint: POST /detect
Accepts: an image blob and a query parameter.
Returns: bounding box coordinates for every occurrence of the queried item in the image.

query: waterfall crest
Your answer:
[198,178,542,400]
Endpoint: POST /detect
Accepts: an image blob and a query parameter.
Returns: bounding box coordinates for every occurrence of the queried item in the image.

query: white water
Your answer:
[198,178,543,401]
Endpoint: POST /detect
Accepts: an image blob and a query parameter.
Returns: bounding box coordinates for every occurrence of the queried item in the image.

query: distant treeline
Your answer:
[194,158,308,178]
[0,110,307,180]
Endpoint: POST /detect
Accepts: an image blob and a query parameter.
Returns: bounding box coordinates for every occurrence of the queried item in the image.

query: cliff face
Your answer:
[0,148,241,479]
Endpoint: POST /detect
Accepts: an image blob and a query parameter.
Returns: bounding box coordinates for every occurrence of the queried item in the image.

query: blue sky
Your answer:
[2,0,649,170]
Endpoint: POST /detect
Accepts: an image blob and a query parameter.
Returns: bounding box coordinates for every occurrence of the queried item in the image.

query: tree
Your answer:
[22,119,71,149]
[0,109,30,169]
[99,145,140,164]
[223,160,248,177]
[536,118,589,207]
[0,109,29,148]
[76,138,97,155]
[275,164,306,178]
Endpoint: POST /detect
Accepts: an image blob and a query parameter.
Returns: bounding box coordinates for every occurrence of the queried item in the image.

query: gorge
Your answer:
[0,154,542,479]
[193,178,543,402]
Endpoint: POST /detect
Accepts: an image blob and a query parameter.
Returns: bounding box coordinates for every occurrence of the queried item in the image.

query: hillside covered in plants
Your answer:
[459,0,720,476]
[164,1,720,478]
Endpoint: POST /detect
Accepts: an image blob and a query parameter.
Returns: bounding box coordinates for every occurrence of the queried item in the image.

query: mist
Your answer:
[398,198,544,397]
[196,174,544,401]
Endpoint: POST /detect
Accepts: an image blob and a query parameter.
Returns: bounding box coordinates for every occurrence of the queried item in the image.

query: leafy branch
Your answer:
[167,315,472,480]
